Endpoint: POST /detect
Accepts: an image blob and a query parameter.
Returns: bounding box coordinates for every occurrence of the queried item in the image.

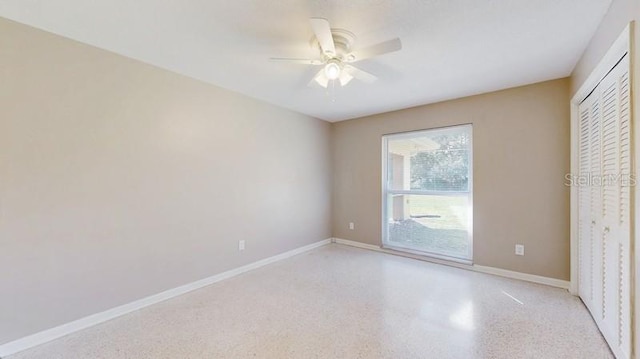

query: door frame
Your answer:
[570,23,633,296]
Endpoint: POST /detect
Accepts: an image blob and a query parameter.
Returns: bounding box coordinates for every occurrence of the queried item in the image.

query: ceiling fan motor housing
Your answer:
[310,28,356,61]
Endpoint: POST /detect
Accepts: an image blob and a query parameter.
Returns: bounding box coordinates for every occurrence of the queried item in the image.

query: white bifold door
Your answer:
[577,53,631,359]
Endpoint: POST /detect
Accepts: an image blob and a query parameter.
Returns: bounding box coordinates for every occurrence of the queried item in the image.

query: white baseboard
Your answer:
[0,238,331,358]
[472,265,569,289]
[332,238,570,290]
[332,237,379,251]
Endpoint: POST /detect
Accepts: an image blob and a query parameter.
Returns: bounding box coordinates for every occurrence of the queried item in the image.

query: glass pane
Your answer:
[387,127,470,192]
[386,194,471,259]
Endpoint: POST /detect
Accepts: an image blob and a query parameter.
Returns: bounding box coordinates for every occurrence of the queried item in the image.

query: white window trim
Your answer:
[381,124,474,264]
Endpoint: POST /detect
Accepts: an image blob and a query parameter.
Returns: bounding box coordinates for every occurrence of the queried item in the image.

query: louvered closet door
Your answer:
[578,92,594,311]
[600,54,631,359]
[577,54,631,359]
[590,82,604,321]
[616,57,632,359]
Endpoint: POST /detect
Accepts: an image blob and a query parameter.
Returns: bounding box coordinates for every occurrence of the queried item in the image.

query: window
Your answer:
[382,124,473,262]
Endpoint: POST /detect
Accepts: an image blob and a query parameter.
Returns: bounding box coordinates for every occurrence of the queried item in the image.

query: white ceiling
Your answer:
[0,0,611,122]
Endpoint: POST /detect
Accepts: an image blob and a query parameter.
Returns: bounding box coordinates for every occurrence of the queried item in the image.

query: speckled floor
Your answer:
[8,244,613,359]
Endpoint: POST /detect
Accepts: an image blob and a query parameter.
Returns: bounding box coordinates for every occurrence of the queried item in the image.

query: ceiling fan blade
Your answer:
[347,38,402,62]
[344,65,377,84]
[309,68,329,88]
[339,71,354,86]
[269,57,323,65]
[310,18,336,56]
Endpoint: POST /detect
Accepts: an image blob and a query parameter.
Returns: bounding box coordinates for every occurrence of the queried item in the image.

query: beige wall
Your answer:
[571,0,640,95]
[332,78,571,280]
[0,18,331,344]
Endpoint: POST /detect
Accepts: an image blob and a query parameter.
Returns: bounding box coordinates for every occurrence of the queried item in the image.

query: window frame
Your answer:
[381,124,474,264]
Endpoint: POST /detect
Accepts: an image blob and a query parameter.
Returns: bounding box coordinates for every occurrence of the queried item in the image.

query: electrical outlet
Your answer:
[349,222,355,230]
[515,244,525,256]
[239,240,245,251]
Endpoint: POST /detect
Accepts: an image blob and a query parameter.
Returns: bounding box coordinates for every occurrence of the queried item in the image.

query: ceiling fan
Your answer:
[270,18,402,88]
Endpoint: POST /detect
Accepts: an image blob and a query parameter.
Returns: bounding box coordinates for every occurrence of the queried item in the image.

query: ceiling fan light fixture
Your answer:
[324,61,341,80]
